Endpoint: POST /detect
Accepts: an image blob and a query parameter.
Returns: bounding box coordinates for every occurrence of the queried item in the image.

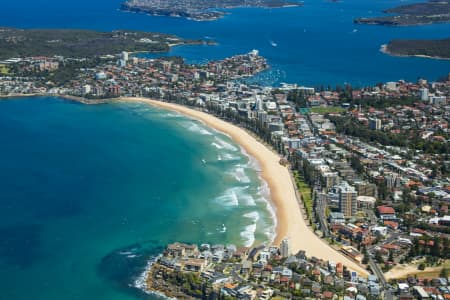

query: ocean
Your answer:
[0,97,274,300]
[0,0,449,86]
[0,0,449,299]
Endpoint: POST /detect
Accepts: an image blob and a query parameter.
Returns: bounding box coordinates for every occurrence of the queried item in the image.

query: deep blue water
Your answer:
[0,2,449,299]
[0,0,449,86]
[0,97,274,300]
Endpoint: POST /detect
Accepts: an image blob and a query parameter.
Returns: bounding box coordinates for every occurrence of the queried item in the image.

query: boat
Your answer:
[270,40,278,47]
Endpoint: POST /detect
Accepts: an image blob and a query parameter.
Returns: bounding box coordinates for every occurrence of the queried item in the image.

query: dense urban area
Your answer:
[121,0,302,21]
[1,44,450,300]
[354,0,450,26]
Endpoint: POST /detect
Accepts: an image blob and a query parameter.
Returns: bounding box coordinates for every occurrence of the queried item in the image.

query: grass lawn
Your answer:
[293,171,313,220]
[0,65,9,75]
[310,106,345,114]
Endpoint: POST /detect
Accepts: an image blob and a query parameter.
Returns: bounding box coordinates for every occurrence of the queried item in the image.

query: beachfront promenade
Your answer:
[120,97,370,276]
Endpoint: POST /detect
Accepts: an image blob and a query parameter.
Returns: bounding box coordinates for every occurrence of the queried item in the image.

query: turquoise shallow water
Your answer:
[0,97,274,300]
[0,0,449,298]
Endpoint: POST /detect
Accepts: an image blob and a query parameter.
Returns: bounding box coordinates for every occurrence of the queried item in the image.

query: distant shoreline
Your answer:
[380,44,450,61]
[120,0,303,22]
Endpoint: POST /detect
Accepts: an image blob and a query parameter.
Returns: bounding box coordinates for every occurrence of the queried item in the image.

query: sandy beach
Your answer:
[380,44,450,61]
[120,97,369,276]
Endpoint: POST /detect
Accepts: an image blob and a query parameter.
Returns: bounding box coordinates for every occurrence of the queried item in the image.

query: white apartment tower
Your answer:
[280,238,290,258]
[338,181,357,217]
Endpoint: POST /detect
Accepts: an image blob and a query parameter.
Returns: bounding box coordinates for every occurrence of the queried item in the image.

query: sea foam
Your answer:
[240,223,257,247]
[185,122,213,135]
[214,186,256,207]
[221,153,241,161]
[227,166,251,183]
[243,211,260,223]
[215,187,240,207]
[240,211,260,247]
[133,255,177,300]
[211,137,238,151]
[165,112,182,118]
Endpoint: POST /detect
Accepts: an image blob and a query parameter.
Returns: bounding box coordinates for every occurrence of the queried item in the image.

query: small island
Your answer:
[0,27,205,60]
[121,0,303,21]
[354,0,450,26]
[382,38,450,60]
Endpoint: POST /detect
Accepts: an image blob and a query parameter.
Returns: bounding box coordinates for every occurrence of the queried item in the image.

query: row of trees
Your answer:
[408,236,450,259]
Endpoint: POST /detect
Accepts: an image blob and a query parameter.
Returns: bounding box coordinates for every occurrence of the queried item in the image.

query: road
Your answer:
[368,256,387,287]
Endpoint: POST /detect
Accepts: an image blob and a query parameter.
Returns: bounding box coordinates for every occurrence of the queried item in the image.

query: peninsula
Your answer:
[0,27,205,60]
[137,241,371,299]
[2,26,450,299]
[121,0,303,21]
[354,0,450,26]
[382,38,450,60]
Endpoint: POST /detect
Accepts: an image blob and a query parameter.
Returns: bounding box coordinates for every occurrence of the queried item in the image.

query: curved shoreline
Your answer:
[0,94,369,275]
[120,97,369,276]
[380,44,450,61]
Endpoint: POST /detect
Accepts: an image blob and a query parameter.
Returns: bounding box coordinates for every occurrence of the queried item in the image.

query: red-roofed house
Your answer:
[377,206,396,220]
[384,220,399,230]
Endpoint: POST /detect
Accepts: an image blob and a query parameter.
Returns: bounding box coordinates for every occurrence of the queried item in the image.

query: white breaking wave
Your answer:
[165,112,182,118]
[133,255,177,300]
[240,194,256,206]
[244,211,260,223]
[211,142,224,149]
[228,166,251,183]
[221,153,241,161]
[256,178,277,245]
[240,223,257,247]
[240,211,260,247]
[214,186,254,207]
[185,122,213,135]
[239,147,262,172]
[256,181,271,201]
[211,137,238,151]
[215,187,239,207]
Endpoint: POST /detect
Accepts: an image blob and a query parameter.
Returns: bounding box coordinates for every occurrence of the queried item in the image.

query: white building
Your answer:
[95,72,107,80]
[419,88,429,101]
[121,51,129,62]
[255,95,263,111]
[430,95,447,105]
[82,84,91,95]
[280,238,290,258]
[357,196,376,209]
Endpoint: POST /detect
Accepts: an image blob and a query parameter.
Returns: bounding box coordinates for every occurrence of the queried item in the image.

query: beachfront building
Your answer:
[280,238,290,258]
[338,182,357,218]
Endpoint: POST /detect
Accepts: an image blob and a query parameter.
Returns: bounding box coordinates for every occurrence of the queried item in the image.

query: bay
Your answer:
[0,97,274,300]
